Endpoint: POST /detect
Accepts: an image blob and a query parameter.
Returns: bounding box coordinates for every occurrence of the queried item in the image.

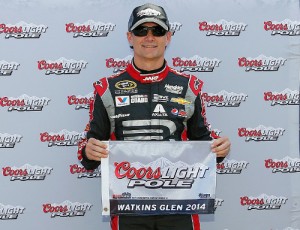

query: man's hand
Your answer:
[85,138,108,161]
[211,136,231,158]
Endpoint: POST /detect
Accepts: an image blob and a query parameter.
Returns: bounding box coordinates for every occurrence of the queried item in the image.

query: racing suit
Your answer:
[77,61,221,230]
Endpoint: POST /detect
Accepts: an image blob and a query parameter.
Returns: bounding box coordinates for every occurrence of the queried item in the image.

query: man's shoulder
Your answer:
[167,67,204,96]
[92,70,130,96]
[94,69,128,85]
[168,67,203,84]
[168,66,191,79]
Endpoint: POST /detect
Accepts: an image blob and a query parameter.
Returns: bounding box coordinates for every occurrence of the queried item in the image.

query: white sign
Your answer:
[101,141,216,216]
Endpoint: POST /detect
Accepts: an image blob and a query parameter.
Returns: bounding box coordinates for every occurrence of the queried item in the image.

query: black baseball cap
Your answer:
[128,3,170,31]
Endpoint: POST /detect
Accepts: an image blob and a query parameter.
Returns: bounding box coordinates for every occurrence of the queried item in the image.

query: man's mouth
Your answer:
[142,45,157,48]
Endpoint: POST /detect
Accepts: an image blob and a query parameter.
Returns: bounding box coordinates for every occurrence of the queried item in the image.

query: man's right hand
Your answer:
[85,138,108,161]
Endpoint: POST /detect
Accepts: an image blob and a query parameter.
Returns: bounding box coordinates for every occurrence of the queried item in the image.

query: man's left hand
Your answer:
[211,136,231,158]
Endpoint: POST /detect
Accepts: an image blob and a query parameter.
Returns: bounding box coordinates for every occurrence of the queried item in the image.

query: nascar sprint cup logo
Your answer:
[238,125,285,142]
[38,57,88,75]
[0,133,22,148]
[240,194,287,210]
[238,55,286,71]
[0,22,47,39]
[43,201,92,218]
[106,55,132,73]
[65,20,116,38]
[202,91,248,107]
[2,164,53,181]
[68,92,93,110]
[0,94,50,112]
[264,89,299,106]
[0,203,25,220]
[264,19,300,36]
[0,60,20,76]
[199,20,247,36]
[172,55,221,72]
[265,156,300,173]
[40,130,85,147]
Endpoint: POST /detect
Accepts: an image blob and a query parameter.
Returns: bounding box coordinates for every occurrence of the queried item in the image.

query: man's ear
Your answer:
[165,31,172,46]
[127,32,133,46]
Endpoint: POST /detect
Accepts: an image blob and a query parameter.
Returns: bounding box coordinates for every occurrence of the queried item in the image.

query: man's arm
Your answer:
[77,88,111,170]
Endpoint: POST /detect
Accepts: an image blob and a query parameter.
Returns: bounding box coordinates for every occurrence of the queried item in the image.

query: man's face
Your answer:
[127,22,171,62]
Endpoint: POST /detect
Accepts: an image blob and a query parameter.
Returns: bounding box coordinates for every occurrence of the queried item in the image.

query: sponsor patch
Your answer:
[115,96,130,107]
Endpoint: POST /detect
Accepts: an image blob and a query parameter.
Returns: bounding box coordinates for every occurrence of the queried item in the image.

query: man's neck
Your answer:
[132,56,166,72]
[133,59,166,74]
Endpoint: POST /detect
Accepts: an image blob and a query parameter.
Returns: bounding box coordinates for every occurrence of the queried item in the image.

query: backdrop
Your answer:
[0,0,299,229]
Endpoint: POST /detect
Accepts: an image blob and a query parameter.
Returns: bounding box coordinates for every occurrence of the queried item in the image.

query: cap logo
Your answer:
[137,8,161,17]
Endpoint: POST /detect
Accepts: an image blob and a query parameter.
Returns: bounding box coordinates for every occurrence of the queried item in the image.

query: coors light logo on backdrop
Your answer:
[65,20,116,38]
[0,21,47,39]
[217,159,249,174]
[238,125,285,142]
[106,55,132,73]
[202,91,248,107]
[0,203,25,220]
[40,130,85,147]
[2,164,53,181]
[43,201,92,218]
[265,156,300,173]
[70,164,101,179]
[240,194,288,210]
[172,55,221,72]
[199,20,247,36]
[68,92,93,110]
[115,157,209,189]
[37,57,88,75]
[264,89,299,106]
[214,198,224,211]
[0,94,50,112]
[238,55,286,71]
[264,19,300,36]
[169,22,182,35]
[0,133,22,148]
[0,61,20,76]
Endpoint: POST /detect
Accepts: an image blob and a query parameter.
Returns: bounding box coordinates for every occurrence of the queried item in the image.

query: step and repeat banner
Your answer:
[0,0,299,229]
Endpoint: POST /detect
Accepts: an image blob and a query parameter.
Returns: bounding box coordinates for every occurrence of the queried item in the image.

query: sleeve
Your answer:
[77,79,111,170]
[186,76,224,163]
[186,94,214,141]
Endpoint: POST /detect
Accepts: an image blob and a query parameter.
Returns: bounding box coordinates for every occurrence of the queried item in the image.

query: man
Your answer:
[77,3,231,230]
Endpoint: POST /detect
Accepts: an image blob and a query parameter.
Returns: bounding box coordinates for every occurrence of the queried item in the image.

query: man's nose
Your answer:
[144,30,155,40]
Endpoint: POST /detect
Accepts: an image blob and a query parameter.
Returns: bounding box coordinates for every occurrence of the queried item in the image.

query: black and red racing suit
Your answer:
[77,61,221,230]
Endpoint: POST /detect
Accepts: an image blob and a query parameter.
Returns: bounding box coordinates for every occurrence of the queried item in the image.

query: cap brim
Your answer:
[130,18,168,31]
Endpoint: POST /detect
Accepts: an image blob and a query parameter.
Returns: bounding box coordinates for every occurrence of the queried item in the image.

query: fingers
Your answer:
[211,137,231,158]
[85,138,109,161]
